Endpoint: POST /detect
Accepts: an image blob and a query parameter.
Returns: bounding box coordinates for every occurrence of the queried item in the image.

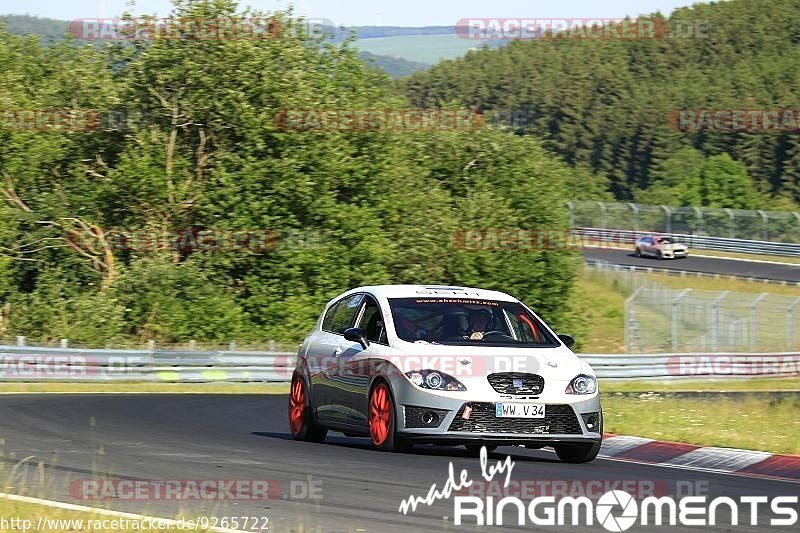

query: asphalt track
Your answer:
[582,249,800,282]
[0,394,797,532]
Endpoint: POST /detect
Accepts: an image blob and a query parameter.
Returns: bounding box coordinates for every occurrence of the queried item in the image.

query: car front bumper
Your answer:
[393,384,602,444]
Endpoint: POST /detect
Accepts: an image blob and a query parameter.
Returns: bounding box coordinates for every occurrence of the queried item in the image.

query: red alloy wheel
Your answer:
[289,375,306,436]
[369,383,392,446]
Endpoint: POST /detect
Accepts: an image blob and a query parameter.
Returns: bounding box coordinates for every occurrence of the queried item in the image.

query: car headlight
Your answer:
[565,374,597,395]
[405,370,466,391]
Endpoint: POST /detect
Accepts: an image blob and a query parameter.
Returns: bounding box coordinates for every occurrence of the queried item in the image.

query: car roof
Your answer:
[339,284,519,302]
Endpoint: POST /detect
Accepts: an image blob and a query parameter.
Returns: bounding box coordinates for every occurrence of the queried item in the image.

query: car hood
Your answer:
[372,342,590,381]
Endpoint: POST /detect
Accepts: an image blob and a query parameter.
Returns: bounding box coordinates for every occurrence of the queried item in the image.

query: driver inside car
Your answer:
[466,308,493,340]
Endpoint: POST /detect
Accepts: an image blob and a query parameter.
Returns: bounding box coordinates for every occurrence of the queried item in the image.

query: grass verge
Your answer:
[602,376,800,392]
[603,394,800,454]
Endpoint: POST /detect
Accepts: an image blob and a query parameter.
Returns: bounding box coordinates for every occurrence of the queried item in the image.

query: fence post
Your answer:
[787,298,800,349]
[750,293,769,351]
[628,203,640,232]
[16,336,25,347]
[661,205,672,234]
[147,340,155,351]
[711,291,730,352]
[625,287,644,354]
[724,208,735,238]
[566,201,575,228]
[60,339,68,348]
[692,206,703,235]
[672,289,691,351]
[597,201,607,229]
[757,210,768,241]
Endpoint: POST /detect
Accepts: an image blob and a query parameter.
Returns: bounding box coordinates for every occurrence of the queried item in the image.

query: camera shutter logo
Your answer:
[596,490,638,532]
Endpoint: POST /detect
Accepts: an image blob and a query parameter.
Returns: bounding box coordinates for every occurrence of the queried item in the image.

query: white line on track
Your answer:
[0,492,252,533]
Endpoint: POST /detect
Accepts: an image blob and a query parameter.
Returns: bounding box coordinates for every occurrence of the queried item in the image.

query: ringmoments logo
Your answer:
[398,448,799,529]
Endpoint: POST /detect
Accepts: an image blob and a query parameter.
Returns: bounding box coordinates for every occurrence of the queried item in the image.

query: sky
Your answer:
[1,0,708,27]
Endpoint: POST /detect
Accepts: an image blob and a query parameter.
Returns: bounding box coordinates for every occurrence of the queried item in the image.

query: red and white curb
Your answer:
[599,435,800,482]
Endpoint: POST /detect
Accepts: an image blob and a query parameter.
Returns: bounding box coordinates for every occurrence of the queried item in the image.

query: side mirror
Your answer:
[557,334,575,349]
[343,327,369,350]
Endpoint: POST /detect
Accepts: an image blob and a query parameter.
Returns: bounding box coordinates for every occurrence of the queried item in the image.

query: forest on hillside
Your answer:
[404,0,800,208]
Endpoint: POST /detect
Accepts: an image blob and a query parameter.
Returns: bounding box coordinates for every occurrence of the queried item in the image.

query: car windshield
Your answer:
[388,297,558,347]
[659,237,675,243]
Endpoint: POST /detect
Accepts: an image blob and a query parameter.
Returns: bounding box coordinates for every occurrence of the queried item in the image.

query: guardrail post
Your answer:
[750,293,769,350]
[189,340,197,351]
[60,339,68,348]
[147,340,155,351]
[229,341,237,351]
[16,336,25,347]
[268,340,276,352]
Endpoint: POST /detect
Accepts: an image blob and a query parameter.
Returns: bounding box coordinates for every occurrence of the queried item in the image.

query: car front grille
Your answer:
[487,372,544,395]
[448,402,583,435]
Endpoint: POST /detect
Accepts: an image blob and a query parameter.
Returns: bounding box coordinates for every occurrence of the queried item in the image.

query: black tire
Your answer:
[369,382,412,453]
[554,441,602,463]
[288,372,327,443]
[634,247,641,257]
[465,444,497,456]
[656,250,663,260]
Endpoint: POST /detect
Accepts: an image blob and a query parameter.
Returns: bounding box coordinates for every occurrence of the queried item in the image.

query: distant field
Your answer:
[354,34,494,64]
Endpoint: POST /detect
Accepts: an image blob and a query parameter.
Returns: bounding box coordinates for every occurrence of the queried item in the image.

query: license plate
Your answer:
[495,403,545,418]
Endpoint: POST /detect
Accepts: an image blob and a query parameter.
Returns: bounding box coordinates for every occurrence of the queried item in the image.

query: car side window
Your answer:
[357,296,388,345]
[327,293,364,334]
[321,302,339,331]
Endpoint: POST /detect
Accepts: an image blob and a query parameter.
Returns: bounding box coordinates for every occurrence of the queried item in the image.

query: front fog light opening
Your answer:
[421,411,439,426]
[581,412,600,431]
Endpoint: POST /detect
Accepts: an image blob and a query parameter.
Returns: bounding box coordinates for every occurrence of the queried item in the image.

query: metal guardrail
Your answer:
[1,345,796,382]
[574,227,800,257]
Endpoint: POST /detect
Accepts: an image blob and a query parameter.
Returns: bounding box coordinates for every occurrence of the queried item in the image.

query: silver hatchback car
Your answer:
[288,285,603,463]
